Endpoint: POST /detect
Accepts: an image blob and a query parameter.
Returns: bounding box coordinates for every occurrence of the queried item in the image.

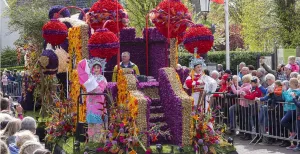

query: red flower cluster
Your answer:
[42,19,68,46]
[183,25,214,55]
[88,28,120,60]
[88,0,129,33]
[45,99,77,143]
[150,0,191,38]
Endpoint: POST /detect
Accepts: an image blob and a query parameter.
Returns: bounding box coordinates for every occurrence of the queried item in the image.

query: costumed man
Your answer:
[112,52,140,82]
[77,57,108,142]
[183,57,206,109]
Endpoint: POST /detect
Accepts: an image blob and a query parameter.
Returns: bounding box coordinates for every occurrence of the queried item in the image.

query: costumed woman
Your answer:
[77,57,108,142]
[184,57,206,109]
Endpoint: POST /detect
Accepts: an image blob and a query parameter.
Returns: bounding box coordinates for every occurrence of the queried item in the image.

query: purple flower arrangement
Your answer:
[138,81,159,89]
[104,27,168,82]
[158,68,192,146]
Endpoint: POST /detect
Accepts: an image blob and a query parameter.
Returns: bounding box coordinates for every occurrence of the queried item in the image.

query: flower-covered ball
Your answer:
[149,0,191,38]
[88,28,120,60]
[39,48,59,75]
[42,19,68,46]
[87,0,129,33]
[183,24,214,55]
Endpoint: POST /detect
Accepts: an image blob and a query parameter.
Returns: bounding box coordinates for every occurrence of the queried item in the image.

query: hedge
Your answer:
[0,66,25,71]
[178,50,274,73]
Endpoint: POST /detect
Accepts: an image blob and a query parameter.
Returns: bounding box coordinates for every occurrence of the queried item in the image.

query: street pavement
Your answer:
[234,137,298,154]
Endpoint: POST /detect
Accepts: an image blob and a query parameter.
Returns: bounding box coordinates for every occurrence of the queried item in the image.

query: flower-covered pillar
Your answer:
[117,69,150,147]
[158,67,193,146]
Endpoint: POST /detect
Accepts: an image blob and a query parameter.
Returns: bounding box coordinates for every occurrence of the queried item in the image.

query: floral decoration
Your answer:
[48,5,71,19]
[39,48,59,75]
[54,47,70,73]
[183,24,214,55]
[88,28,120,60]
[68,26,88,122]
[87,0,129,33]
[42,19,68,46]
[149,0,191,38]
[93,90,161,154]
[116,70,150,146]
[158,67,193,146]
[191,106,235,154]
[45,98,77,143]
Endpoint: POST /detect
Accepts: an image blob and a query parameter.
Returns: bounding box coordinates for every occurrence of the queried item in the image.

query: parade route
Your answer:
[235,138,295,154]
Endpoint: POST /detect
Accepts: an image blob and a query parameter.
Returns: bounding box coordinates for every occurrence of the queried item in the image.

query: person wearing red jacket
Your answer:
[241,77,263,140]
[244,78,263,100]
[213,74,230,97]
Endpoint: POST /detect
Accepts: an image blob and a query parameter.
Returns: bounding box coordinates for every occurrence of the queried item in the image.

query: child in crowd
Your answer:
[273,80,283,100]
[281,78,300,150]
[282,80,290,92]
[287,56,299,73]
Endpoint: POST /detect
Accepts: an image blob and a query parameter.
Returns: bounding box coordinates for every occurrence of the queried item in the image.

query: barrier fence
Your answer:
[209,93,300,145]
[1,81,22,97]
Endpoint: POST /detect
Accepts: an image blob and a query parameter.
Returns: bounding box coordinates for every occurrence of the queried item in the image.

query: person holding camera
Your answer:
[1,97,23,120]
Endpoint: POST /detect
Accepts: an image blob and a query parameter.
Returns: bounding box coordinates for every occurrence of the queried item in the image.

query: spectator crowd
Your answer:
[208,56,300,151]
[0,93,51,154]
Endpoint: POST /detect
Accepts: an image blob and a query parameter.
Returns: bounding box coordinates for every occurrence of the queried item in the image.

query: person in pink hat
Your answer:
[286,56,299,73]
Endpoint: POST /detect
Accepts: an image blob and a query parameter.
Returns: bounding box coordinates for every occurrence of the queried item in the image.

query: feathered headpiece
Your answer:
[88,57,107,71]
[189,47,206,68]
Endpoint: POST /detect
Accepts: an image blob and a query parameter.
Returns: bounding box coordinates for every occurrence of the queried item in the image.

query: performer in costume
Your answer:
[183,56,206,107]
[77,58,108,142]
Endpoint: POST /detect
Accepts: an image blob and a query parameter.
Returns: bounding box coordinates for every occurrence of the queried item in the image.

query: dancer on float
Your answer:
[77,57,108,142]
[184,49,206,110]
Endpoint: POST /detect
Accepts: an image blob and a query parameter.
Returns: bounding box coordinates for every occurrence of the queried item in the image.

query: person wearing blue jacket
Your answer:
[281,78,300,150]
[291,92,300,151]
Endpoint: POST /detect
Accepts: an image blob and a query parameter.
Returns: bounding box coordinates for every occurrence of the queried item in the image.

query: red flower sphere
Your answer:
[88,28,120,60]
[42,19,68,46]
[149,0,191,38]
[183,24,214,55]
[87,0,129,33]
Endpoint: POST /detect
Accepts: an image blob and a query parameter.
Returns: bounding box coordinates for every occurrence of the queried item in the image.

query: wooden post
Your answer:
[296,46,300,57]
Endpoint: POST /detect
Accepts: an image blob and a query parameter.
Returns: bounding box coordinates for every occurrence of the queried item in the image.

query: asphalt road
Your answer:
[234,137,297,154]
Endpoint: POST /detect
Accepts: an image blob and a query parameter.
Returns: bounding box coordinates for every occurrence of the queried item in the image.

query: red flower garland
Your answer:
[150,0,191,38]
[88,0,129,33]
[183,25,214,55]
[42,19,68,46]
[88,28,120,60]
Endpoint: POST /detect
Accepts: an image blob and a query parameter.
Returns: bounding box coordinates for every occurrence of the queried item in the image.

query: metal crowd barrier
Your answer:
[209,94,300,144]
[1,81,22,97]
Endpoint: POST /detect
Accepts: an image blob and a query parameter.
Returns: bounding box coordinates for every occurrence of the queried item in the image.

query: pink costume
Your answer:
[77,58,107,142]
[231,83,252,107]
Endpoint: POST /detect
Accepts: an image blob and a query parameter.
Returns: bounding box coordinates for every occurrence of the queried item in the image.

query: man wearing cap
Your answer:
[260,58,287,81]
[112,52,140,82]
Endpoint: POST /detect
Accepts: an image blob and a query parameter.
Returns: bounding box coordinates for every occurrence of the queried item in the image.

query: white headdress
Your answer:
[88,57,107,71]
[189,47,206,68]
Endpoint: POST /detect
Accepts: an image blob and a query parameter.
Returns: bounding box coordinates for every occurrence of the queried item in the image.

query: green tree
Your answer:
[1,47,24,67]
[274,0,300,47]
[4,0,50,50]
[125,0,161,36]
[240,0,279,51]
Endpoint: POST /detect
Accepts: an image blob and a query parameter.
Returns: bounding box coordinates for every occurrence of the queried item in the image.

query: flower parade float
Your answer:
[23,0,237,153]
